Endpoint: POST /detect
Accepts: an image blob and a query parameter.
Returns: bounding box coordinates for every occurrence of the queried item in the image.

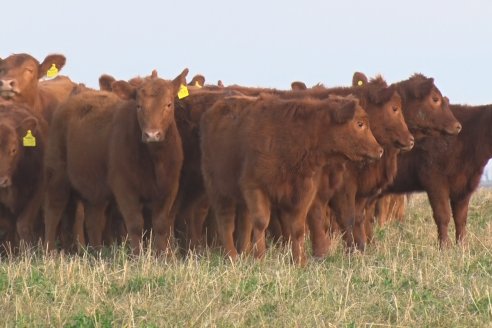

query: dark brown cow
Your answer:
[386,103,492,247]
[0,53,69,122]
[0,103,48,246]
[201,94,383,264]
[44,69,188,253]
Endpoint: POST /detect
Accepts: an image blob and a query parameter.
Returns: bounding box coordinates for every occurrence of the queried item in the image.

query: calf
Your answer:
[0,53,69,122]
[0,103,47,246]
[386,103,492,247]
[44,69,188,253]
[201,94,383,264]
[327,76,414,252]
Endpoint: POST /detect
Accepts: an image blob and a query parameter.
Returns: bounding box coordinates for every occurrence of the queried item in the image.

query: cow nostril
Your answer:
[378,147,384,157]
[9,80,15,87]
[455,123,462,133]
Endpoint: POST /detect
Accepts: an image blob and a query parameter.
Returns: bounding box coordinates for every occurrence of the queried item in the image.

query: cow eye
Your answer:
[357,121,364,128]
[10,148,17,156]
[136,105,142,112]
[432,96,440,103]
[167,102,172,108]
[392,105,399,112]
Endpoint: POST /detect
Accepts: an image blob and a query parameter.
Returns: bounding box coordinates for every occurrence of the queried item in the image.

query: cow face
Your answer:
[112,68,188,143]
[396,75,462,139]
[324,98,383,161]
[0,54,66,101]
[0,116,37,188]
[363,89,414,151]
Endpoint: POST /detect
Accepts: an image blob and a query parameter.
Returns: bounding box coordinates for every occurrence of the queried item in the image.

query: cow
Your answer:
[0,53,72,122]
[323,76,414,252]
[339,73,462,248]
[200,94,383,264]
[44,69,188,254]
[302,77,414,257]
[385,103,492,247]
[0,103,48,247]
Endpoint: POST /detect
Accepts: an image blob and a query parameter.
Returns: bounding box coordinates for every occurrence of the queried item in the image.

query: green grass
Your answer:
[1,190,492,327]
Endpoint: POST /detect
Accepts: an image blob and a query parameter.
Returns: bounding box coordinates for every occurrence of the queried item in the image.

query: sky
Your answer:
[3,0,492,173]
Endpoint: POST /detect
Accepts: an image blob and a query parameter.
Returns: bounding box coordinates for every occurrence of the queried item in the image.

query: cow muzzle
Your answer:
[0,79,18,99]
[142,129,164,143]
[0,176,12,188]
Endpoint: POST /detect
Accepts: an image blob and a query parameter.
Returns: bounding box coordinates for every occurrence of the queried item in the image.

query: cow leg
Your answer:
[364,197,378,244]
[329,186,357,250]
[426,189,452,248]
[189,195,210,250]
[16,179,44,245]
[112,187,144,255]
[213,198,238,259]
[307,197,330,259]
[235,204,253,254]
[84,202,108,250]
[450,194,472,244]
[352,198,368,251]
[44,172,71,251]
[242,188,271,260]
[151,196,177,255]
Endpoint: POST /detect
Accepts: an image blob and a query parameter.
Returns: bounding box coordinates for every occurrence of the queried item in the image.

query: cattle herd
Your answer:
[0,53,490,265]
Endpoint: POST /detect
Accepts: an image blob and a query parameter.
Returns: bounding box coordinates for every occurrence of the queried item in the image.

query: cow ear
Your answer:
[331,99,357,124]
[352,72,368,87]
[172,68,189,93]
[39,54,66,78]
[111,80,136,100]
[291,81,307,91]
[19,116,38,133]
[99,74,116,92]
[151,69,158,79]
[218,80,224,88]
[415,77,434,98]
[189,74,205,87]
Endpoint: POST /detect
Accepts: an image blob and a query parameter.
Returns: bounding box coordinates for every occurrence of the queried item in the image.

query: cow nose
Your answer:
[0,176,11,188]
[143,130,162,142]
[0,80,15,88]
[378,147,384,158]
[454,122,462,134]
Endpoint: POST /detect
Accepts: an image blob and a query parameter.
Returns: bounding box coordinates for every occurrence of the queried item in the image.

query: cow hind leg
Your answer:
[242,188,271,260]
[213,199,238,260]
[427,189,452,248]
[451,194,472,245]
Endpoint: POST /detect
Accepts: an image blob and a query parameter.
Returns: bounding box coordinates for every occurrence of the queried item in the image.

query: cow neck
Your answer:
[354,146,399,194]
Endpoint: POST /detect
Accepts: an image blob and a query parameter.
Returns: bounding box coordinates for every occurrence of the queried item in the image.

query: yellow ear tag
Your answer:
[46,64,59,78]
[23,130,36,147]
[194,81,202,88]
[357,80,364,86]
[178,84,189,99]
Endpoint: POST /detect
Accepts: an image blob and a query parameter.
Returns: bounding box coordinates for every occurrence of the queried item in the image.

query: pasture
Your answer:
[1,190,491,327]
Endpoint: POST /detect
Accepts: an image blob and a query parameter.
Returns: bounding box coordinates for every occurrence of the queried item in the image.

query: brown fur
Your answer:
[200,94,382,264]
[0,53,68,122]
[387,103,492,247]
[0,103,48,247]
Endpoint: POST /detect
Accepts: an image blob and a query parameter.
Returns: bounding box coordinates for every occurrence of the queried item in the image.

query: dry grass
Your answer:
[1,190,492,327]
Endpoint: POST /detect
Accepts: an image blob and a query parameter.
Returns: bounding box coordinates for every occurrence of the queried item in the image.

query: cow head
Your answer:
[323,95,383,161]
[395,74,461,139]
[112,68,189,143]
[353,75,414,151]
[0,53,66,103]
[291,81,307,91]
[0,109,38,188]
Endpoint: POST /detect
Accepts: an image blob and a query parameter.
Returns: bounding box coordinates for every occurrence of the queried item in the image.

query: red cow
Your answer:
[201,94,383,264]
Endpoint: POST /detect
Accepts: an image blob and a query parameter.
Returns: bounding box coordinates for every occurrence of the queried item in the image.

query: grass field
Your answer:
[1,190,491,327]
